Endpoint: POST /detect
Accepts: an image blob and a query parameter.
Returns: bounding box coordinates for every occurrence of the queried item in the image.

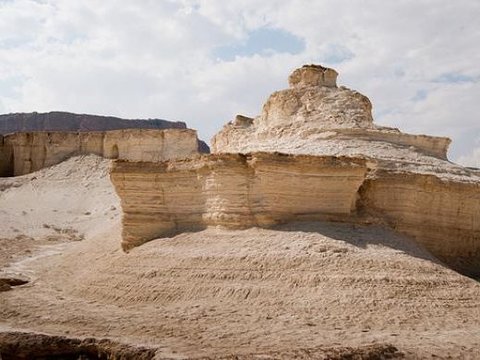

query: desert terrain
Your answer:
[0,155,479,359]
[1,65,479,359]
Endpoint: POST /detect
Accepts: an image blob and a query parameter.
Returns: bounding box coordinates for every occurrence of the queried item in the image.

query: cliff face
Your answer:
[1,129,199,176]
[110,153,368,251]
[110,64,480,277]
[0,111,210,154]
[111,154,480,276]
[359,171,480,276]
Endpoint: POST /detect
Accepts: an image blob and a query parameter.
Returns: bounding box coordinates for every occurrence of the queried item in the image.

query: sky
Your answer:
[0,0,479,166]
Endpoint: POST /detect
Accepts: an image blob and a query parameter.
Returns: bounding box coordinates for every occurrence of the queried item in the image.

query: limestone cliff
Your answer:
[0,111,210,154]
[359,170,480,276]
[111,64,480,277]
[211,64,458,177]
[111,153,368,251]
[1,129,199,176]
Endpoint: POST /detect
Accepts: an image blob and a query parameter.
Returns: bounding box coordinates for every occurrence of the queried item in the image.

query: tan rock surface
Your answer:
[359,170,480,276]
[207,64,480,276]
[0,135,13,177]
[0,128,199,176]
[111,155,480,277]
[111,153,367,250]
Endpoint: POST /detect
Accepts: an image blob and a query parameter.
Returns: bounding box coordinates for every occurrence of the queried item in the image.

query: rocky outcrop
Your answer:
[0,111,210,155]
[0,332,403,359]
[211,65,454,176]
[111,153,368,251]
[1,129,200,176]
[0,332,156,359]
[359,171,480,276]
[106,65,479,276]
[111,154,480,276]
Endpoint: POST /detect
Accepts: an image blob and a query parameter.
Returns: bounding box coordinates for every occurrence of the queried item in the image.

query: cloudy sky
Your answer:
[1,0,479,165]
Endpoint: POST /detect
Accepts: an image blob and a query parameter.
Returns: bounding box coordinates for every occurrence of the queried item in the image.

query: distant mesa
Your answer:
[0,111,186,134]
[0,111,210,177]
[0,111,210,155]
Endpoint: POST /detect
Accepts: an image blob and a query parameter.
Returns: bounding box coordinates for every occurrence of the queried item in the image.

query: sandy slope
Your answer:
[1,156,480,359]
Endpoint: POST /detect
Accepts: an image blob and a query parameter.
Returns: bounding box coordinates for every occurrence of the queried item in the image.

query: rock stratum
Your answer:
[111,64,480,277]
[0,129,200,176]
[111,153,368,251]
[0,111,210,176]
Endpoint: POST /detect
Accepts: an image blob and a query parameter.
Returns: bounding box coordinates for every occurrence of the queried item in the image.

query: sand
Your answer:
[1,155,480,359]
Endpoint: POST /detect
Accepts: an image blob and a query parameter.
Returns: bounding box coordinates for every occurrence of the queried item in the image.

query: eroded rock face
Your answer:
[258,66,372,131]
[111,153,480,276]
[111,64,480,277]
[211,65,452,171]
[1,129,200,176]
[360,170,480,276]
[288,64,338,88]
[111,153,368,251]
[0,135,13,176]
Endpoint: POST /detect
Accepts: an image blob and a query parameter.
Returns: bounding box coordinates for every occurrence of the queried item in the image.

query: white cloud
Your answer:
[0,0,479,163]
[457,146,480,168]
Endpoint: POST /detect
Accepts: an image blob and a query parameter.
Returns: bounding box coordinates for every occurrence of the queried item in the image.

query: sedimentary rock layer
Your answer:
[0,129,199,176]
[360,170,480,276]
[211,65,453,176]
[110,153,368,250]
[111,153,480,276]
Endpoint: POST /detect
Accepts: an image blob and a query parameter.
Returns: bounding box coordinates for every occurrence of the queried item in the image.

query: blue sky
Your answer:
[0,0,479,166]
[213,27,305,61]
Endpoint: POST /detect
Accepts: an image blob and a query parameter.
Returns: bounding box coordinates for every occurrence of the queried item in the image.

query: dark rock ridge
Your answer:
[0,112,210,153]
[0,332,403,359]
[0,111,185,133]
[0,332,156,360]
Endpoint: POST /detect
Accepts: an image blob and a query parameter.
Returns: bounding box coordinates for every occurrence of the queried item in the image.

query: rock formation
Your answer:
[359,170,480,274]
[110,64,480,277]
[211,64,456,175]
[111,153,367,250]
[1,129,200,176]
[0,111,210,154]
